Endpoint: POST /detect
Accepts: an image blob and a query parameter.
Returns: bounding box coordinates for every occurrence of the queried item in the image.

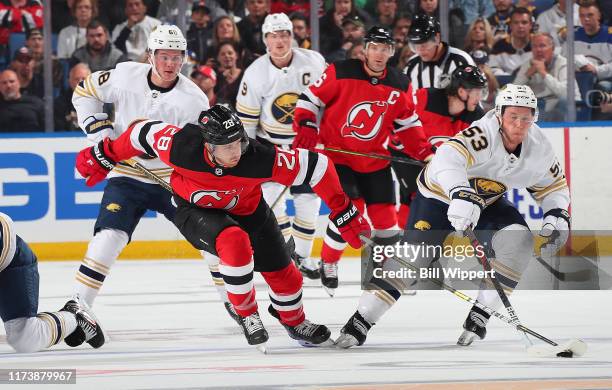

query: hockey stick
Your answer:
[123,159,173,193]
[534,255,591,282]
[270,186,290,210]
[464,228,532,347]
[318,147,425,167]
[359,235,587,357]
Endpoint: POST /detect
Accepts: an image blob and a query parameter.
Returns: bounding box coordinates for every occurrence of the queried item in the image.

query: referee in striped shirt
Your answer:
[403,14,475,90]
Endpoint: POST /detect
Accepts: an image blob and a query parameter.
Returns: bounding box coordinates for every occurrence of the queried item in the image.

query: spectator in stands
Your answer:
[346,39,365,61]
[0,69,43,132]
[52,0,74,33]
[210,15,254,68]
[487,0,514,42]
[388,13,411,65]
[271,0,311,17]
[450,0,495,38]
[515,0,540,19]
[464,17,494,53]
[373,0,398,29]
[416,0,439,19]
[325,15,366,62]
[514,32,580,121]
[237,0,269,56]
[470,49,498,111]
[25,28,64,96]
[404,14,475,89]
[214,40,243,109]
[319,0,373,59]
[488,7,534,76]
[396,44,414,70]
[57,0,97,59]
[0,0,43,60]
[9,46,42,97]
[191,64,217,104]
[156,0,228,27]
[572,0,612,91]
[291,12,311,49]
[112,0,160,61]
[187,2,214,64]
[54,62,91,131]
[70,20,128,72]
[537,0,581,47]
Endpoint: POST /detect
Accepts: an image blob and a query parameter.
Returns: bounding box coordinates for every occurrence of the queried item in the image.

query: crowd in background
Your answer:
[0,0,610,132]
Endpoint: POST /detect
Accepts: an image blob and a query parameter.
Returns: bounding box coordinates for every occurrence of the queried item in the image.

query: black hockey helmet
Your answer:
[448,64,487,95]
[198,104,249,152]
[408,14,440,44]
[364,26,394,46]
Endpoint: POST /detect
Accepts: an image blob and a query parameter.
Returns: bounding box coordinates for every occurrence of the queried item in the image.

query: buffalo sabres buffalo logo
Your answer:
[414,220,431,231]
[271,93,299,125]
[190,189,240,210]
[341,101,388,140]
[470,178,507,196]
[106,203,122,212]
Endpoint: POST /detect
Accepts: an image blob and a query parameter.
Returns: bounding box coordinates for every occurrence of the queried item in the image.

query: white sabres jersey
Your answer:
[236,48,326,146]
[73,62,209,183]
[0,212,17,273]
[419,110,570,213]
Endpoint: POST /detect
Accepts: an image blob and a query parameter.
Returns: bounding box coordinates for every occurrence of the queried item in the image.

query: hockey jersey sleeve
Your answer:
[0,212,17,273]
[527,154,570,214]
[235,69,262,138]
[427,126,490,196]
[293,64,339,127]
[270,147,349,212]
[72,69,118,141]
[391,84,434,161]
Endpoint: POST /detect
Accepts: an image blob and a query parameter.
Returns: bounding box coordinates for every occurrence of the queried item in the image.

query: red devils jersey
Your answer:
[294,59,432,173]
[110,120,347,216]
[389,87,485,153]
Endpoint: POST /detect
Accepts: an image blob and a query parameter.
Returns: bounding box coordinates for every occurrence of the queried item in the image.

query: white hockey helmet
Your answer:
[262,13,293,41]
[148,24,187,52]
[495,84,539,122]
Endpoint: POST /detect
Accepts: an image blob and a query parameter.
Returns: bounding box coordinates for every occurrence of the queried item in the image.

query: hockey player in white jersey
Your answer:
[236,13,327,280]
[67,25,238,347]
[335,84,571,348]
[0,212,105,352]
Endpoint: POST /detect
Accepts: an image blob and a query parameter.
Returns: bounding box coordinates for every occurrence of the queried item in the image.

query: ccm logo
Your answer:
[336,205,357,226]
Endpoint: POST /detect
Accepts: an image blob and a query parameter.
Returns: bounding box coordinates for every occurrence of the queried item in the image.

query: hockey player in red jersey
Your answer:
[390,64,488,228]
[74,104,371,350]
[292,26,434,295]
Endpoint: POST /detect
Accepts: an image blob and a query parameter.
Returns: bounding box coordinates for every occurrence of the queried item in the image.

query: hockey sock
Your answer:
[292,193,321,258]
[217,227,257,317]
[5,312,77,353]
[262,263,305,327]
[201,251,229,303]
[74,229,128,307]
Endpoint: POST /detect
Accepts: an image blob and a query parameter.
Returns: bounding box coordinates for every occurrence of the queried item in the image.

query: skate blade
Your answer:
[457,330,478,346]
[402,290,417,296]
[255,343,269,354]
[334,334,359,349]
[527,339,587,358]
[298,338,335,348]
[322,285,336,297]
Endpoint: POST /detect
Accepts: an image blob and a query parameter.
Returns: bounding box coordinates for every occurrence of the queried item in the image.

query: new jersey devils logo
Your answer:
[341,101,388,140]
[190,189,240,210]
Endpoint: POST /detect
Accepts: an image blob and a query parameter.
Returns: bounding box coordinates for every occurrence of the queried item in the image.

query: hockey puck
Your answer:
[556,350,574,358]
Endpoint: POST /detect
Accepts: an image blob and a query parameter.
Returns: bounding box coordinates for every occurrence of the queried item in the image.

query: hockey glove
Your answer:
[330,199,372,249]
[539,209,570,259]
[292,119,319,151]
[76,139,117,187]
[82,113,114,143]
[447,186,486,232]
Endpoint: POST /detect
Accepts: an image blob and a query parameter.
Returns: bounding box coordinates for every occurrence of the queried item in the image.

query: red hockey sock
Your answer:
[261,263,305,326]
[216,226,257,317]
[397,203,410,230]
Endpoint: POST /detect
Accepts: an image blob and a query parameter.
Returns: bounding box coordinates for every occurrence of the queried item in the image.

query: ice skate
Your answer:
[268,305,332,347]
[292,253,321,280]
[61,297,105,348]
[223,302,242,326]
[237,311,269,352]
[320,262,338,297]
[335,311,373,349]
[457,306,489,346]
